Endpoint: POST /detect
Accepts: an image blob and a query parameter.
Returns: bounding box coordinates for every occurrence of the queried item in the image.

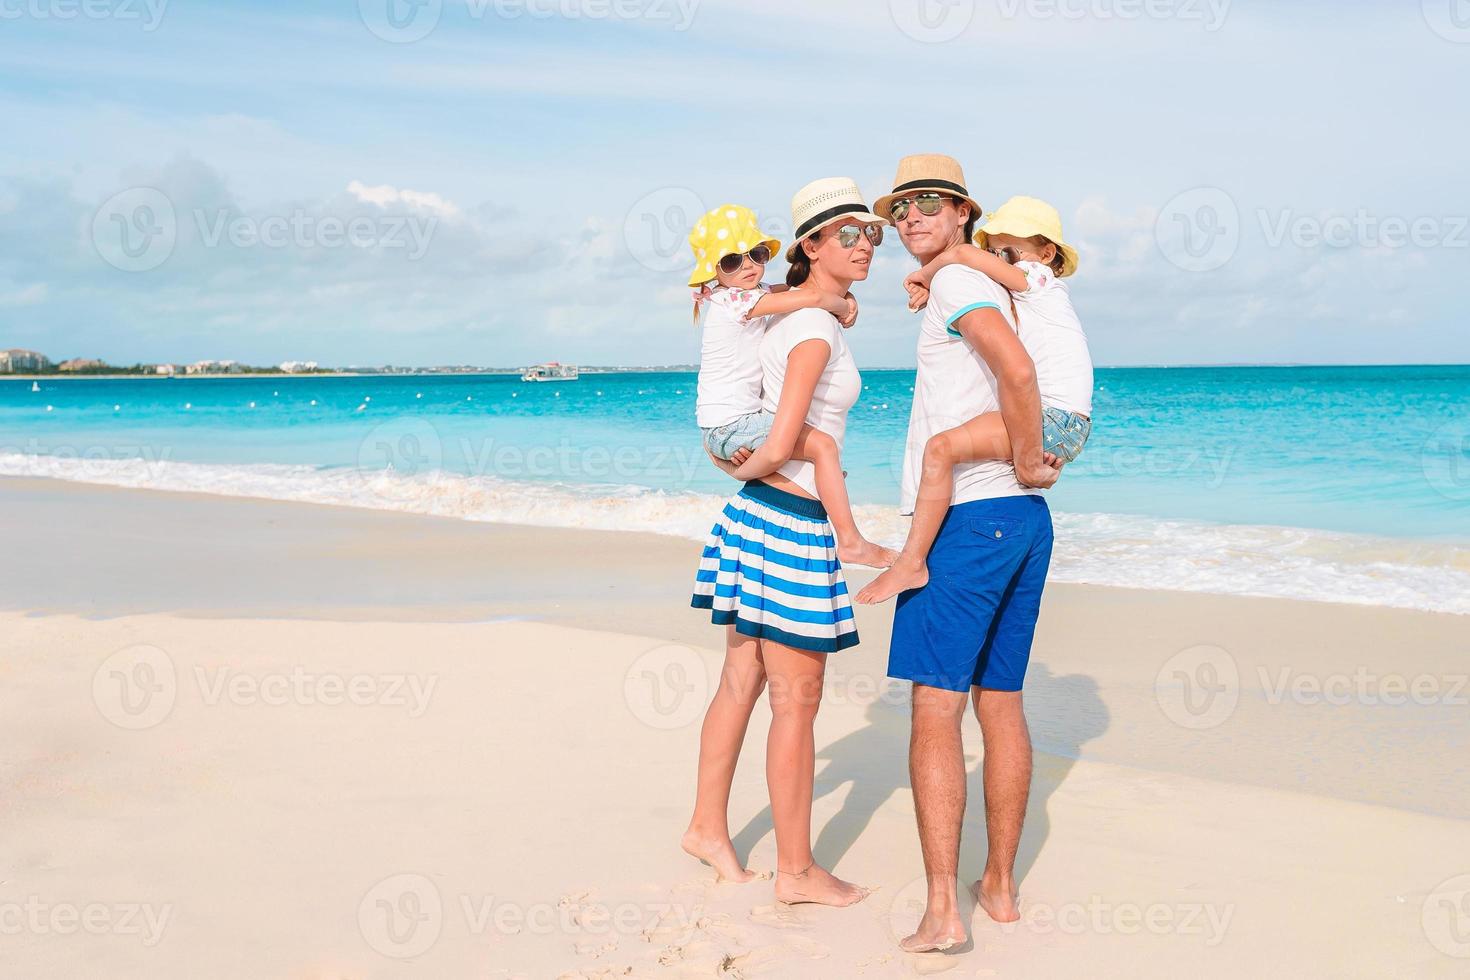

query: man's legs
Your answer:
[900,682,970,951]
[971,687,1030,922]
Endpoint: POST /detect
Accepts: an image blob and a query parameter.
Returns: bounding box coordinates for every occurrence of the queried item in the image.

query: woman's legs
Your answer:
[683,624,767,882]
[763,638,867,907]
[793,425,898,569]
[855,412,1012,604]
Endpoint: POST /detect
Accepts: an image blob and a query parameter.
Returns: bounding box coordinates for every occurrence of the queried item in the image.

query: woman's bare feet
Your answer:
[855,558,928,604]
[836,538,899,569]
[681,829,756,883]
[899,907,967,953]
[971,874,1020,923]
[774,862,869,907]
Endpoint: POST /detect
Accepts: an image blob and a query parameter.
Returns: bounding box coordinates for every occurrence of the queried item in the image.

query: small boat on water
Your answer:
[520,362,579,382]
[31,381,40,392]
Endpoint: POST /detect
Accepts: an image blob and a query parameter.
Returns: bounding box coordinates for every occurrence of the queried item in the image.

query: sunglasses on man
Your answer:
[888,192,951,222]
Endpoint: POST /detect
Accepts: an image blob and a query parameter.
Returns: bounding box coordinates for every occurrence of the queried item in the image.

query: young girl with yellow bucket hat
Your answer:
[856,195,1094,606]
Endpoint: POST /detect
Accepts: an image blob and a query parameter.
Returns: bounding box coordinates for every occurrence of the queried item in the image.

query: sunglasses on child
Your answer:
[717,244,773,275]
[888,192,951,222]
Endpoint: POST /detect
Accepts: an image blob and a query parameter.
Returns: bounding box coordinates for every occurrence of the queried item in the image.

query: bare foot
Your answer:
[899,906,967,953]
[681,829,756,883]
[775,863,869,907]
[836,538,899,569]
[854,559,928,604]
[971,875,1020,923]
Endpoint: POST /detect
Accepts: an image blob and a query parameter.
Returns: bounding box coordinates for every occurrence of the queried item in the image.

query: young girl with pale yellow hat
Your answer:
[856,195,1094,606]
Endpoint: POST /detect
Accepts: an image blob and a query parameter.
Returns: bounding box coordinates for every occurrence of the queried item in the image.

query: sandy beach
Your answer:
[3,475,1467,978]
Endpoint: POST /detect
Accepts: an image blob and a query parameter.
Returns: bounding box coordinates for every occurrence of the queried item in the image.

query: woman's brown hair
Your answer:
[785,229,821,287]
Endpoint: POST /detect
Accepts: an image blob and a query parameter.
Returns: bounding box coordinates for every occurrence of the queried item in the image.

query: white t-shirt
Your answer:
[695,284,769,429]
[901,265,1038,516]
[1014,261,1093,417]
[758,305,862,498]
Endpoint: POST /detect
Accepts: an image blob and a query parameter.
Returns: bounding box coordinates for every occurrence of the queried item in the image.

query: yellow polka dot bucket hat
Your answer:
[687,204,782,287]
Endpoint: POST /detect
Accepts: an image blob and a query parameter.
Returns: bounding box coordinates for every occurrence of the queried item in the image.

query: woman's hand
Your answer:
[729,446,754,466]
[838,292,858,328]
[708,450,741,478]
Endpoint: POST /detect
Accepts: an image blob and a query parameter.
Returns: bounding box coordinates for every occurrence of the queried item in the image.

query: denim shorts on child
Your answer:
[702,410,775,461]
[1042,406,1091,463]
[887,494,1054,693]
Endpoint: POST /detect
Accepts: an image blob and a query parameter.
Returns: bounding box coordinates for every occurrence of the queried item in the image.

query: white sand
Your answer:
[2,478,1468,977]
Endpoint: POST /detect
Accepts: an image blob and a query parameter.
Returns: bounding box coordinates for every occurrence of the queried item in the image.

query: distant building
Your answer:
[155,364,178,375]
[278,360,318,374]
[58,357,107,373]
[186,359,241,375]
[0,348,50,373]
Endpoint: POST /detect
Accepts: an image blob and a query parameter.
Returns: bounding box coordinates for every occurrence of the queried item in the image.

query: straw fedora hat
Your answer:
[785,177,886,259]
[975,196,1080,277]
[873,153,983,224]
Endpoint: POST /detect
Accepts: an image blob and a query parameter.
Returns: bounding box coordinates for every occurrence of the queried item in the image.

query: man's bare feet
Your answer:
[836,538,899,569]
[899,906,967,953]
[681,829,756,883]
[774,862,869,907]
[971,875,1020,923]
[854,558,928,604]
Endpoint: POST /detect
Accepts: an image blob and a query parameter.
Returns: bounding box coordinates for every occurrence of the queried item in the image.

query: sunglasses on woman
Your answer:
[717,243,773,275]
[826,223,884,249]
[888,192,950,222]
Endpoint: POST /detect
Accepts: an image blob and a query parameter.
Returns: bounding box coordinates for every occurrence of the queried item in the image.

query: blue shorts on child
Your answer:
[702,410,775,461]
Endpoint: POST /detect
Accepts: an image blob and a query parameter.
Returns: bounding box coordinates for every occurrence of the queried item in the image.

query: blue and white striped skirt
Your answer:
[691,480,859,653]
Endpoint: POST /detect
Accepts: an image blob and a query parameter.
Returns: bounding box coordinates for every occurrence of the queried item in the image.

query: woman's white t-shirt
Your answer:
[758,306,862,498]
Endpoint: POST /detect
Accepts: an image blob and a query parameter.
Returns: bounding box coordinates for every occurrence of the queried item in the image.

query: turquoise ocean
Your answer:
[3,365,1468,613]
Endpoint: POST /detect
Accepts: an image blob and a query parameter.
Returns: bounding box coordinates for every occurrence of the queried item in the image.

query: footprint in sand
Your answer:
[727,936,831,972]
[748,904,811,929]
[572,937,618,958]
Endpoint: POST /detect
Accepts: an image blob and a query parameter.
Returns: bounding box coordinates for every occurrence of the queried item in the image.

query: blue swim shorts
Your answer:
[887,494,1054,693]
[702,410,775,461]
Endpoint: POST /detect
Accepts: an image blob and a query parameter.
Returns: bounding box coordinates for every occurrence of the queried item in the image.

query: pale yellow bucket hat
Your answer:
[974,196,1079,277]
[687,204,782,287]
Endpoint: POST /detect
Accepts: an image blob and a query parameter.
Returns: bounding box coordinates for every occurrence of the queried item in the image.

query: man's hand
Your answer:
[1016,453,1063,489]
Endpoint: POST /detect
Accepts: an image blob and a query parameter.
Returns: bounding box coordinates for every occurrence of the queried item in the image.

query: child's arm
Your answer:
[749,288,849,319]
[906,243,1029,294]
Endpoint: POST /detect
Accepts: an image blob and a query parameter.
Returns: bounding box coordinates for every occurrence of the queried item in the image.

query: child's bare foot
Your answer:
[855,559,928,604]
[681,829,756,883]
[970,875,1020,923]
[836,538,898,569]
[775,862,869,907]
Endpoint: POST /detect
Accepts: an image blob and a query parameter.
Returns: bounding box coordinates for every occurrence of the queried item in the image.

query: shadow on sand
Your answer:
[732,661,1110,890]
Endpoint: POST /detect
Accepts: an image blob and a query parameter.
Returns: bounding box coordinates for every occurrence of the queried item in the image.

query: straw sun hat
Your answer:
[975,196,1080,277]
[784,177,887,260]
[873,153,983,224]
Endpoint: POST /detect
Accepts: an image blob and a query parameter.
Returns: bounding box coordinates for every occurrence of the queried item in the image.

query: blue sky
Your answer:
[1,0,1466,367]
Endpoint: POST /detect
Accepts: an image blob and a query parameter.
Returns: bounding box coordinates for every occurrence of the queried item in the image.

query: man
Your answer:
[874,154,1060,952]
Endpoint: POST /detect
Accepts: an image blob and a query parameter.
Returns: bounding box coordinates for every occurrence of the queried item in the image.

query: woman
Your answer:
[685,177,885,907]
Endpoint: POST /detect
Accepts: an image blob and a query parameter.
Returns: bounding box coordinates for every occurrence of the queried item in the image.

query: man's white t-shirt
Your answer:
[900,265,1038,516]
[759,306,861,498]
[1014,261,1093,417]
